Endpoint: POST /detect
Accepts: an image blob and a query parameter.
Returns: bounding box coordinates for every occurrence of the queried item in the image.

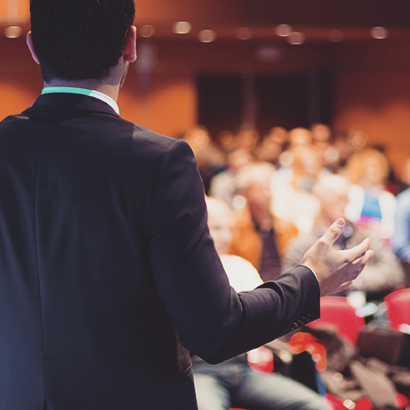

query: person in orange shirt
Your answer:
[230,162,298,281]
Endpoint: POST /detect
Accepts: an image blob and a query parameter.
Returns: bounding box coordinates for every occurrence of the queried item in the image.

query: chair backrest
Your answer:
[307,296,365,345]
[384,288,410,331]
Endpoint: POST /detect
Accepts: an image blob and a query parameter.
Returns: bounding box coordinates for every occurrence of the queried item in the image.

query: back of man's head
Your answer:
[30,0,135,82]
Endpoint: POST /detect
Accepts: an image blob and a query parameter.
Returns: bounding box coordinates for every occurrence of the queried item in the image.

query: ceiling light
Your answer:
[4,26,22,39]
[237,27,252,40]
[275,24,292,37]
[140,25,155,38]
[370,27,388,39]
[172,21,192,35]
[198,30,217,43]
[328,30,344,43]
[287,32,305,45]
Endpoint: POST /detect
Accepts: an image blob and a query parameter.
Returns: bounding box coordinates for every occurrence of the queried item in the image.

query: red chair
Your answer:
[384,288,410,331]
[307,296,365,345]
[325,394,373,410]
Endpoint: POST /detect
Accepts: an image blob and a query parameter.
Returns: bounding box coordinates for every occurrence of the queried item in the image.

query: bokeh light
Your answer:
[287,32,305,45]
[236,27,252,40]
[172,21,192,35]
[328,30,344,43]
[370,27,388,39]
[140,25,155,38]
[4,26,22,39]
[198,30,217,43]
[275,24,293,37]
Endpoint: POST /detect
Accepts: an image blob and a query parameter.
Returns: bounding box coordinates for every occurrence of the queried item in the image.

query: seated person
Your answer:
[345,148,396,240]
[272,145,327,234]
[282,174,405,302]
[192,196,331,410]
[391,157,410,287]
[182,125,225,194]
[229,161,298,281]
[209,147,253,209]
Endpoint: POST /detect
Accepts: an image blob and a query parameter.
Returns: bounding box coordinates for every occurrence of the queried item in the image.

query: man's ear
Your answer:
[26,31,40,65]
[123,26,137,63]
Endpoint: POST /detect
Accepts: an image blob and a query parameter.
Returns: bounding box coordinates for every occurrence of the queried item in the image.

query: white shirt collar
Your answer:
[41,86,120,115]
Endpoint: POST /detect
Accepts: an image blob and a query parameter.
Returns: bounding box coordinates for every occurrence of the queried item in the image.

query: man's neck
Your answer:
[44,79,120,102]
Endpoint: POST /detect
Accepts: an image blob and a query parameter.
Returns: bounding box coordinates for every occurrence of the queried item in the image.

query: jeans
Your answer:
[193,360,331,410]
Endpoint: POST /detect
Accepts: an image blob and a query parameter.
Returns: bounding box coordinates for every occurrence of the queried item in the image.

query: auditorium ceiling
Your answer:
[0,0,410,43]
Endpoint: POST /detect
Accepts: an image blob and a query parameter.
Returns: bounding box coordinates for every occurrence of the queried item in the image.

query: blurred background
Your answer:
[1,0,410,175]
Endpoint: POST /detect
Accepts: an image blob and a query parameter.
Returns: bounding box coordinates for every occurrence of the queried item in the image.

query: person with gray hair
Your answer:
[230,162,299,281]
[283,174,404,301]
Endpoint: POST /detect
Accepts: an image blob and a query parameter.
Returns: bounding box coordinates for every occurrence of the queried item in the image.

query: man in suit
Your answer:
[0,1,372,409]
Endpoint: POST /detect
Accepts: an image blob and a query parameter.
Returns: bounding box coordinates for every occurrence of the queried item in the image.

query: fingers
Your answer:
[345,249,375,282]
[320,218,346,247]
[335,281,353,294]
[362,249,374,265]
[342,238,371,263]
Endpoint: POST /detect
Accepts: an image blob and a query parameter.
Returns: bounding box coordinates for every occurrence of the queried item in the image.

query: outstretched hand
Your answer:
[301,218,374,296]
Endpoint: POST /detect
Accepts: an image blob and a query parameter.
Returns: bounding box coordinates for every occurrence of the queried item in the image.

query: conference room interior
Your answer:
[3,0,410,408]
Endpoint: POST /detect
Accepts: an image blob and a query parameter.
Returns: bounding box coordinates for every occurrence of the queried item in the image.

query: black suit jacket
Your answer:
[0,93,320,410]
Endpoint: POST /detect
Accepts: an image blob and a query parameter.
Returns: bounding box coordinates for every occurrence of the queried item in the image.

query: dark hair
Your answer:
[30,0,135,82]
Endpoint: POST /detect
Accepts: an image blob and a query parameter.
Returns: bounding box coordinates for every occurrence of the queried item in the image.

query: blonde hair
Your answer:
[347,148,390,185]
[288,127,313,146]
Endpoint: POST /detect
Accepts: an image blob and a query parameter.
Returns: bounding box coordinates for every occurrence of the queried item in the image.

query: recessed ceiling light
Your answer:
[140,25,155,38]
[287,32,305,45]
[237,27,252,40]
[328,29,344,43]
[370,26,388,39]
[275,24,292,37]
[198,30,217,43]
[172,21,192,35]
[4,26,22,39]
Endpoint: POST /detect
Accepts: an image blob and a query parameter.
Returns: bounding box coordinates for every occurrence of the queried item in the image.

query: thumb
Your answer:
[320,218,345,246]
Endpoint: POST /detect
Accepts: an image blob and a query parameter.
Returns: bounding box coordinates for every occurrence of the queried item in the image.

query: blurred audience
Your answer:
[345,148,396,240]
[272,145,327,233]
[182,122,405,300]
[192,196,331,410]
[310,123,340,172]
[288,127,313,149]
[255,127,288,167]
[215,130,236,153]
[283,174,405,302]
[392,156,410,287]
[235,125,260,155]
[229,162,298,281]
[182,125,225,193]
[209,147,253,209]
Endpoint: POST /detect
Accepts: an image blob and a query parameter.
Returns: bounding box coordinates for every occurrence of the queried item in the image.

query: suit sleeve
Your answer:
[147,139,320,364]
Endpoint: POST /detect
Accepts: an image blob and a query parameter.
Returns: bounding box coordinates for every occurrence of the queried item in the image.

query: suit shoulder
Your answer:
[126,121,175,148]
[0,112,29,127]
[125,121,193,158]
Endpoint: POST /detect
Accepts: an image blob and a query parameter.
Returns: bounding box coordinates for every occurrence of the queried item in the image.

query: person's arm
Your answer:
[148,140,372,363]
